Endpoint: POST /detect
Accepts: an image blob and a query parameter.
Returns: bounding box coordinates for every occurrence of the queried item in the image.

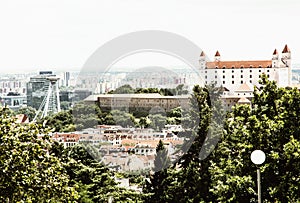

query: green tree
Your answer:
[0,106,78,202]
[72,102,102,130]
[64,144,144,202]
[111,109,136,127]
[44,110,75,132]
[111,84,135,94]
[210,74,300,202]
[145,140,173,203]
[149,114,166,131]
[14,106,36,121]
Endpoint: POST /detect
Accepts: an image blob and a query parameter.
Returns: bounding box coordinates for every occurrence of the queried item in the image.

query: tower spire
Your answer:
[282,44,290,53]
[214,51,221,62]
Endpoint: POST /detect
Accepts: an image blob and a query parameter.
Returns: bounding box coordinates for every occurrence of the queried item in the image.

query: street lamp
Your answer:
[251,150,266,203]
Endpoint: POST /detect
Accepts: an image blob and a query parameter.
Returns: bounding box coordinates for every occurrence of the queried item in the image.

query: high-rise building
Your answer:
[26,71,56,110]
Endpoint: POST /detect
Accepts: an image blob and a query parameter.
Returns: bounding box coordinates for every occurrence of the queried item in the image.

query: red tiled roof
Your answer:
[236,83,254,92]
[206,60,272,69]
[237,97,251,104]
[15,114,29,124]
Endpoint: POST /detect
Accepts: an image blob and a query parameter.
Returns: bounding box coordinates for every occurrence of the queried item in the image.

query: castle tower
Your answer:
[272,49,279,68]
[33,77,61,121]
[199,51,206,70]
[281,44,291,68]
[214,51,221,62]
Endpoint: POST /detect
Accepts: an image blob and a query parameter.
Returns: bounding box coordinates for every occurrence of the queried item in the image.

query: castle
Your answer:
[199,44,292,89]
[199,45,292,109]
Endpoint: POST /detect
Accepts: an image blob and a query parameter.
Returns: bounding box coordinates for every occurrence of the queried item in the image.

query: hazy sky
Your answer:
[1,0,300,73]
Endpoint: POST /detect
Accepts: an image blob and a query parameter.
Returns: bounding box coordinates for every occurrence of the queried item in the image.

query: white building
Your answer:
[199,44,292,90]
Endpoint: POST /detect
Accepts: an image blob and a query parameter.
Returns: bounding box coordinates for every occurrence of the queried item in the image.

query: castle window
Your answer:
[205,71,207,73]
[267,70,270,72]
[259,65,262,68]
[250,65,253,68]
[232,70,234,73]
[241,66,244,69]
[222,67,225,69]
[250,70,252,72]
[223,75,225,79]
[267,74,270,78]
[241,80,243,84]
[223,81,225,84]
[232,67,234,69]
[241,70,243,73]
[215,66,218,69]
[223,70,225,73]
[232,81,234,84]
[250,75,252,78]
[241,75,243,78]
[232,75,234,78]
[215,75,217,79]
[250,80,252,83]
[205,76,207,79]
[259,70,261,72]
[215,70,217,73]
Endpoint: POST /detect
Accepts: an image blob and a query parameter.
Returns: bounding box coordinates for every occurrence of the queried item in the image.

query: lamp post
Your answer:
[251,150,266,203]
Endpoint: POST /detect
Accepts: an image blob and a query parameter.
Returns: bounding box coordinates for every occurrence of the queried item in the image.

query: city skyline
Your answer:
[0,0,300,73]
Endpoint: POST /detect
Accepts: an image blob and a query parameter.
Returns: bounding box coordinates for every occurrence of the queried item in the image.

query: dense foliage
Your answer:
[145,75,300,202]
[1,76,299,202]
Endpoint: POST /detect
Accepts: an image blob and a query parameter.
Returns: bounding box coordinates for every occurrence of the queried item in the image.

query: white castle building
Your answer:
[199,44,292,89]
[199,45,292,109]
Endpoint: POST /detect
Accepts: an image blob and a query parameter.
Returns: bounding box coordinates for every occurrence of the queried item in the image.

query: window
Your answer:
[241,80,243,84]
[223,81,225,84]
[205,76,207,79]
[259,65,262,68]
[215,70,217,73]
[250,75,252,78]
[205,71,207,73]
[232,81,234,84]
[215,75,217,79]
[259,70,261,72]
[232,75,234,78]
[250,69,252,72]
[215,66,218,69]
[241,70,243,73]
[241,75,243,78]
[223,70,225,73]
[267,74,270,78]
[250,80,252,83]
[267,70,270,72]
[222,67,225,69]
[232,70,234,73]
[223,75,225,79]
